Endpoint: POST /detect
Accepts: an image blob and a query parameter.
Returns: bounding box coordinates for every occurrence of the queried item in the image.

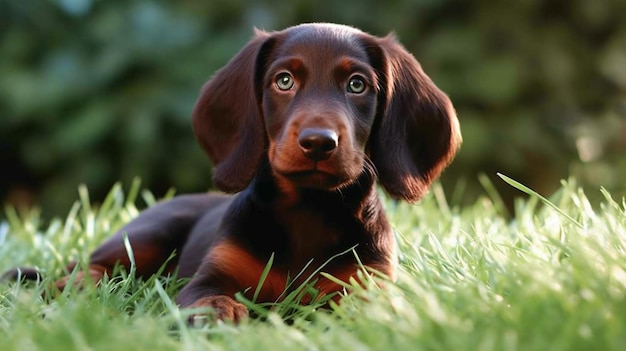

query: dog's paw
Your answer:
[187,295,248,325]
[51,265,106,294]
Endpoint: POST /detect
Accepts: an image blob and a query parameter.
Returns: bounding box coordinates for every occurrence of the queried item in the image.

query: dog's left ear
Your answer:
[364,34,462,202]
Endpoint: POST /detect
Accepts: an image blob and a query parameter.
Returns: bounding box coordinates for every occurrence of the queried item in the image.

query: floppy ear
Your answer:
[192,30,273,192]
[367,34,462,202]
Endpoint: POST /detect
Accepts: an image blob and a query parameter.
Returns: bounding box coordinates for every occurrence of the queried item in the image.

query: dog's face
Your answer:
[260,25,379,190]
[193,23,461,202]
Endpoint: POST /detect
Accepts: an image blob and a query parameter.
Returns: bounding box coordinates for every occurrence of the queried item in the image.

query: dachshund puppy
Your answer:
[5,23,461,323]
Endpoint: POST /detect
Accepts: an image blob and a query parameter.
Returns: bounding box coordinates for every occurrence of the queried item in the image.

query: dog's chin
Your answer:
[275,170,352,191]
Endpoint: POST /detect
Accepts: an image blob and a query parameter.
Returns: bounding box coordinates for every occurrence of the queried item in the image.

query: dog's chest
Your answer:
[278,208,345,268]
[231,197,371,301]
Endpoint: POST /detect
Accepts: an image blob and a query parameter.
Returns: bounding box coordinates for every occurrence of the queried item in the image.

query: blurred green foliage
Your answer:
[1,0,625,217]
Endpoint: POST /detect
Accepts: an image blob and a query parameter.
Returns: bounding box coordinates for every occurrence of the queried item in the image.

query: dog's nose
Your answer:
[298,128,338,161]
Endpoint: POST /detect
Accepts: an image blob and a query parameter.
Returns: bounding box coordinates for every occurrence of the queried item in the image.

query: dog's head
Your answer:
[193,23,461,202]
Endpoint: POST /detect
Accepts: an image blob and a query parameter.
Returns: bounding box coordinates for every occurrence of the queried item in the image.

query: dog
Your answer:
[4,23,461,323]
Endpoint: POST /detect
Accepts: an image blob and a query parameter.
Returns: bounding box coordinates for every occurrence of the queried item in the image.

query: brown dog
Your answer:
[5,23,461,323]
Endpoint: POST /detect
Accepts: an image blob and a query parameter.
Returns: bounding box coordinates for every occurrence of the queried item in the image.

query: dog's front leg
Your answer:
[175,239,284,324]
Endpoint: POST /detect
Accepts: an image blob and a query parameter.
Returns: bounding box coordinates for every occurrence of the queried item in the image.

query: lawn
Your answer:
[1,176,625,351]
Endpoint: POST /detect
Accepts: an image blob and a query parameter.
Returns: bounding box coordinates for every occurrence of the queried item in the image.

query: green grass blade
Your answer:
[479,173,510,217]
[497,172,584,229]
[253,253,274,303]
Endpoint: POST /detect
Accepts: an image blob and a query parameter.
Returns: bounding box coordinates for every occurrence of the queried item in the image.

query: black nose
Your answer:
[298,128,338,161]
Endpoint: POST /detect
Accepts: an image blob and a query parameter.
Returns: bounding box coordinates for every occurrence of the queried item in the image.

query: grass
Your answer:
[1,176,626,351]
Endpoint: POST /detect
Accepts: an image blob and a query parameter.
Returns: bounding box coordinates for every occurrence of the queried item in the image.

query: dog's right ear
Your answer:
[192,29,274,193]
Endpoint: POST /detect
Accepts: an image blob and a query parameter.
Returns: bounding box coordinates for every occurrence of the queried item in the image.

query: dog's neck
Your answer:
[250,159,381,217]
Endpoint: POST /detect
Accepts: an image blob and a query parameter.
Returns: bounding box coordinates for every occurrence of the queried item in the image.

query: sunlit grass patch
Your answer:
[1,177,625,350]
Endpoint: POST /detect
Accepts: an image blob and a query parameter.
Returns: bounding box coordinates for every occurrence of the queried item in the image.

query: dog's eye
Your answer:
[275,73,294,91]
[347,76,367,94]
